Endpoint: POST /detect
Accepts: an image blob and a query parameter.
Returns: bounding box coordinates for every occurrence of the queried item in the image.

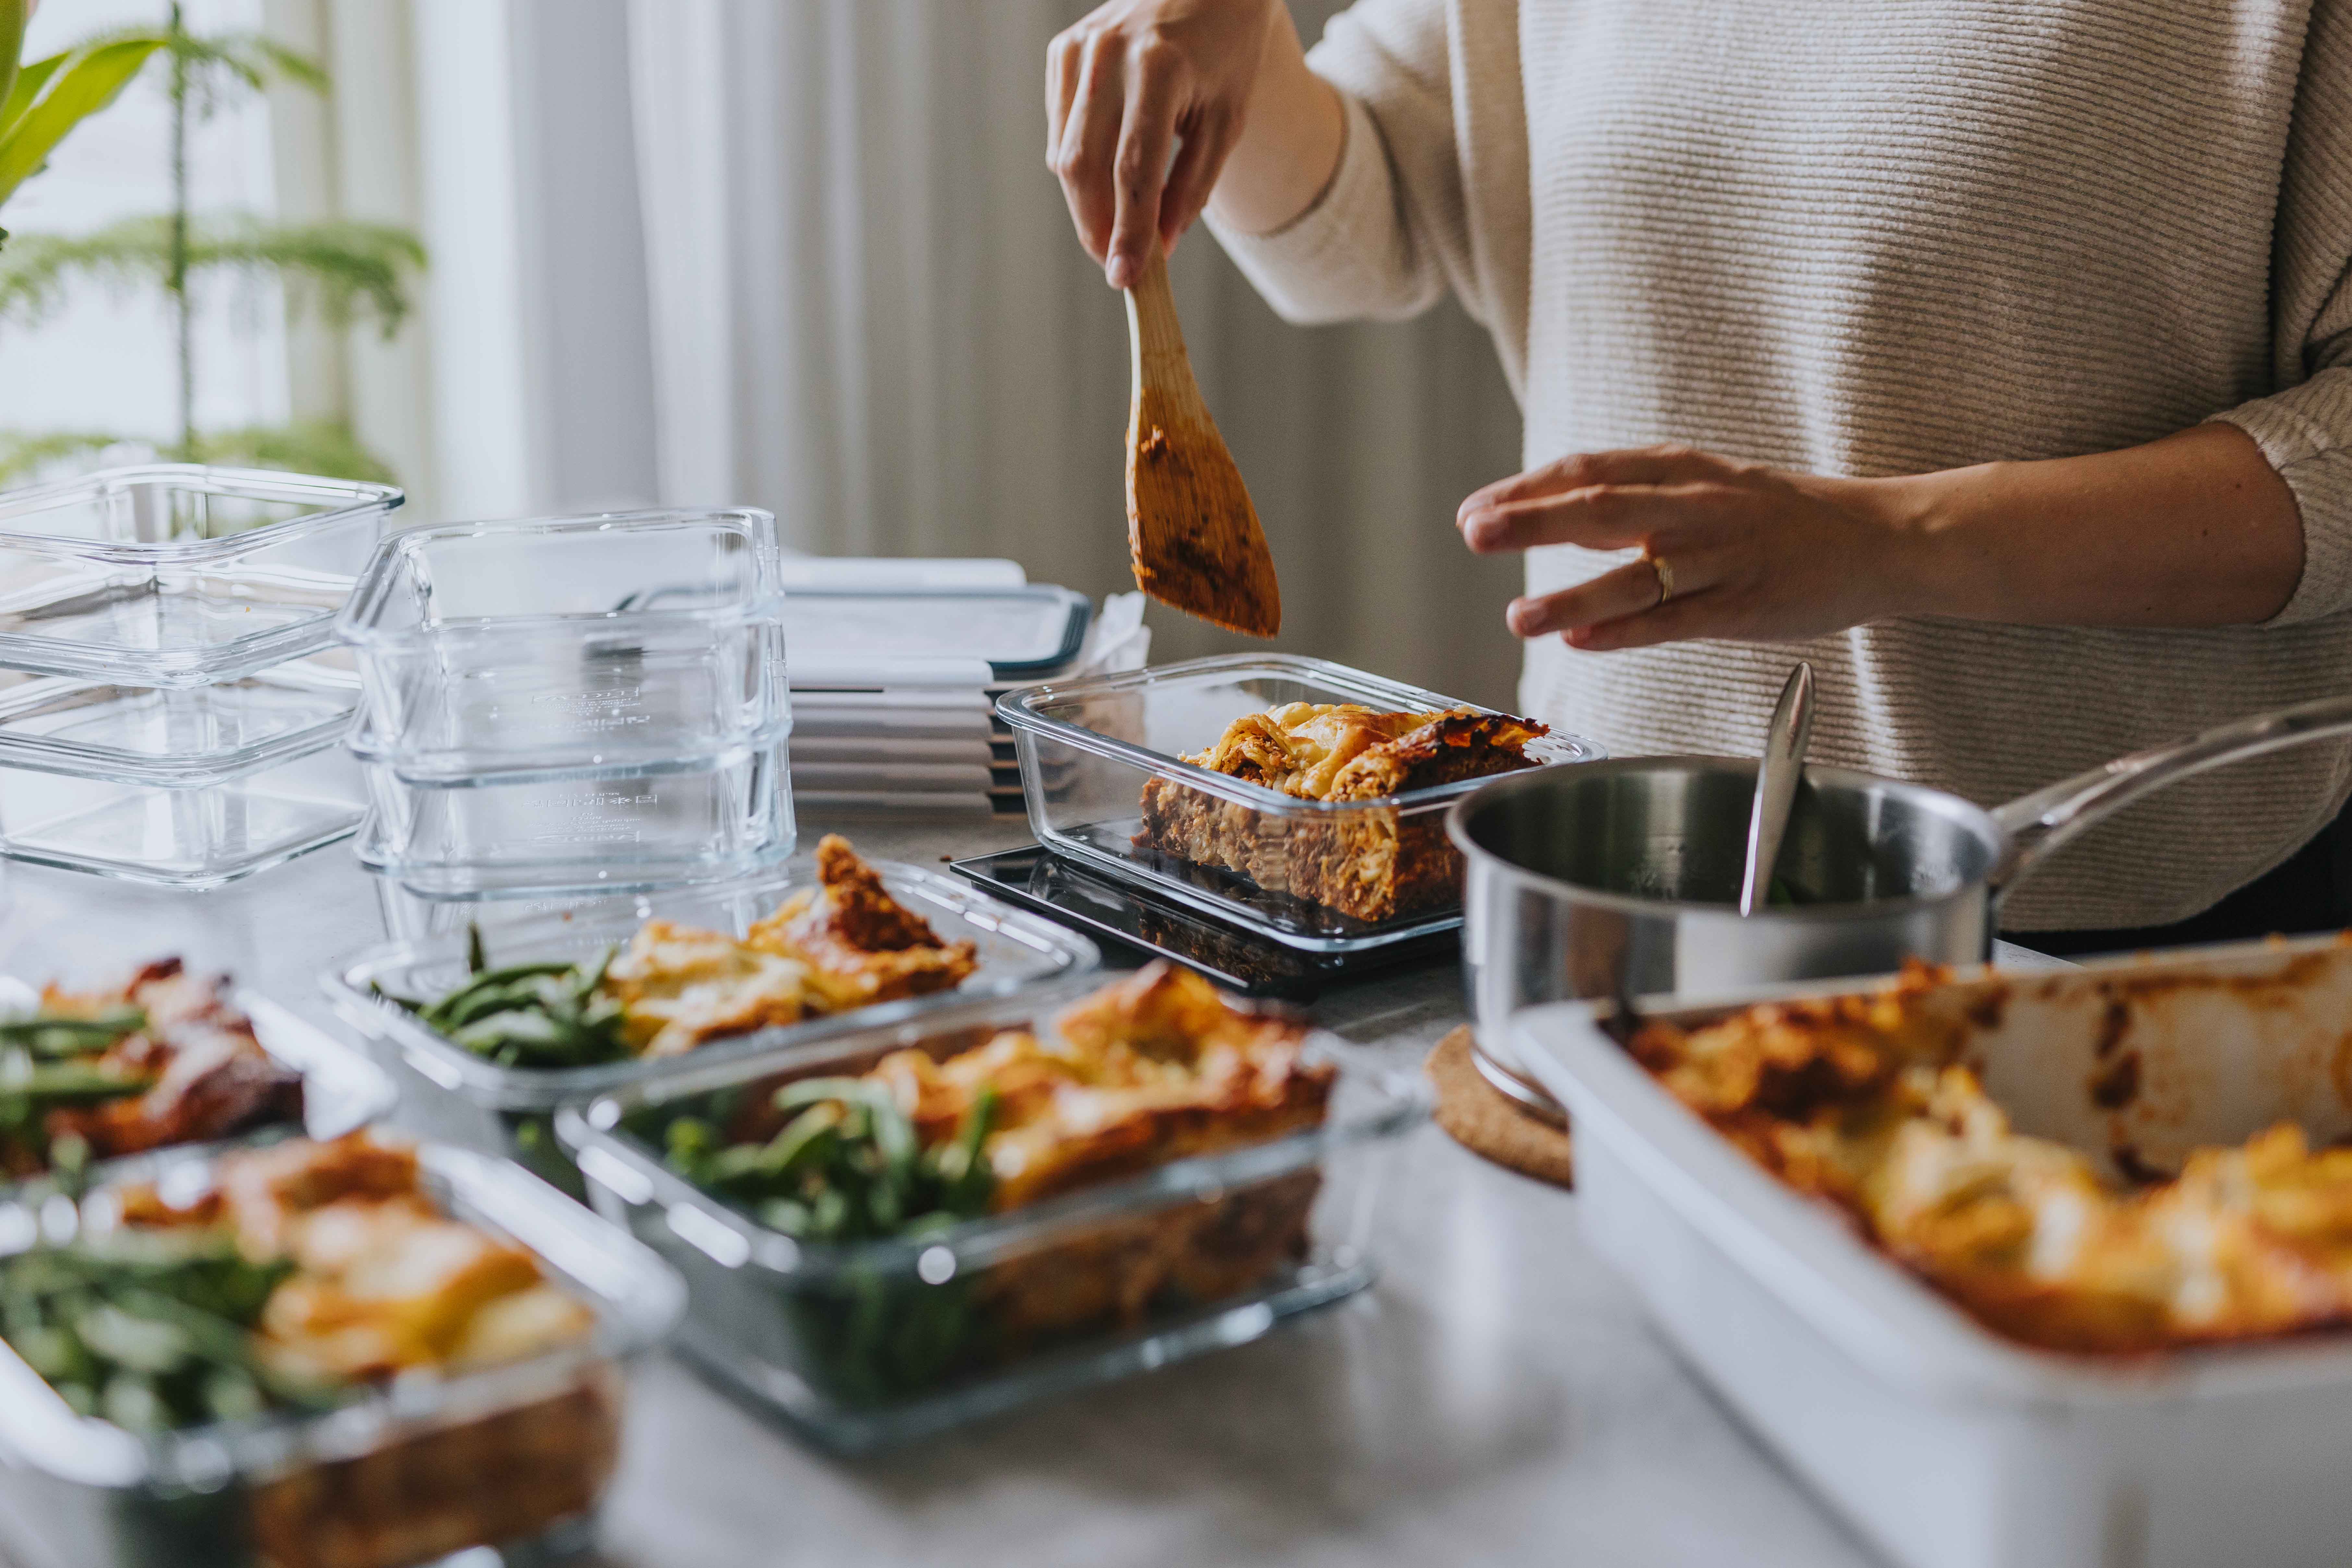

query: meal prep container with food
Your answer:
[1452,691,2352,1116]
[0,976,398,1192]
[0,741,363,888]
[0,1138,685,1568]
[557,983,1427,1451]
[322,861,1099,1193]
[1512,935,2352,1568]
[0,465,401,687]
[334,509,790,782]
[997,654,1601,951]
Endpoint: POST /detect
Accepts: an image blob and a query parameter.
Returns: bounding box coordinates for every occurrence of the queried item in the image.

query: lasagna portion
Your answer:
[664,961,1335,1362]
[0,959,304,1178]
[1632,964,2352,1354]
[419,834,979,1064]
[12,1134,610,1568]
[1135,702,1549,923]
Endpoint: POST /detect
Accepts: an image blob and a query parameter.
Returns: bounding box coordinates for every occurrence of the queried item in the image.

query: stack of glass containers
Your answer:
[0,465,402,887]
[336,508,795,898]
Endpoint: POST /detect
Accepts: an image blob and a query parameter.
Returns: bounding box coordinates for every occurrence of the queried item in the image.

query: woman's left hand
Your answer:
[1456,445,1917,650]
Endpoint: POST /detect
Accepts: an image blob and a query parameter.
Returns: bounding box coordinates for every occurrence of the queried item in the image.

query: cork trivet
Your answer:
[1426,1025,1573,1188]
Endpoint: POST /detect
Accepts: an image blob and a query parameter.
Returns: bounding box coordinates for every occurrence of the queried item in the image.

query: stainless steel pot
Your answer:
[1448,693,2352,1120]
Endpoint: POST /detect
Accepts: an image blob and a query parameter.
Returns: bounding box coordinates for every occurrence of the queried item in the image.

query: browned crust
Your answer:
[747,833,978,1007]
[1135,710,1545,923]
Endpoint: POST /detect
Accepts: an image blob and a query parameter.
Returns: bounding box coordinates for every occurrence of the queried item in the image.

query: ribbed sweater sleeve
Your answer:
[1209,0,1531,392]
[2209,0,2352,625]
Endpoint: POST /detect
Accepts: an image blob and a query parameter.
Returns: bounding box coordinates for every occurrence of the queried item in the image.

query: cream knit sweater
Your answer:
[1209,0,2352,930]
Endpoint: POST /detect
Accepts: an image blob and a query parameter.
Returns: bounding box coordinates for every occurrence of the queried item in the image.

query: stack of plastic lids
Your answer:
[0,466,401,888]
[781,556,1150,818]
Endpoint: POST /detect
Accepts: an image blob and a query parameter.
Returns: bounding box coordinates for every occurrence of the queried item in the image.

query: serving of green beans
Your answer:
[390,927,630,1070]
[0,1229,321,1431]
[664,1078,997,1244]
[0,1007,151,1173]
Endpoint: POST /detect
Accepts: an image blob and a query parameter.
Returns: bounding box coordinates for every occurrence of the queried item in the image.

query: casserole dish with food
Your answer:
[558,962,1426,1450]
[997,654,1599,950]
[0,1132,683,1568]
[1513,934,2352,1568]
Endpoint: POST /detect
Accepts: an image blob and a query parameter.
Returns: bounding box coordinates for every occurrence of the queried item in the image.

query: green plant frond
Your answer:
[0,213,425,332]
[0,35,167,208]
[0,429,138,485]
[1,0,32,122]
[185,420,396,486]
[163,31,328,115]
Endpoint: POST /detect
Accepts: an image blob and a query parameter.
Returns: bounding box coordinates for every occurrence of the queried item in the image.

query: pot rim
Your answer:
[1444,755,2006,925]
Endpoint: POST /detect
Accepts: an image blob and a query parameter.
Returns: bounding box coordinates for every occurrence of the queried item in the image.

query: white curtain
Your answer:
[618,0,1528,705]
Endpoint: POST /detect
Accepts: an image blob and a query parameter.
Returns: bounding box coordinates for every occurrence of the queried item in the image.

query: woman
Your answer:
[1047,0,2352,949]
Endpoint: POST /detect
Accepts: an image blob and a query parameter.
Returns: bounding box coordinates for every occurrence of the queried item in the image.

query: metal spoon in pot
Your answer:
[1739,662,1817,917]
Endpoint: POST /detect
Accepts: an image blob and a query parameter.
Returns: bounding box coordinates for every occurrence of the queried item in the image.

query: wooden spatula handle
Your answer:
[1123,249,1203,420]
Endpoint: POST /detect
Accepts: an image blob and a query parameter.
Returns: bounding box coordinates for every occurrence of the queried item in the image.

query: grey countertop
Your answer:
[0,819,1922,1568]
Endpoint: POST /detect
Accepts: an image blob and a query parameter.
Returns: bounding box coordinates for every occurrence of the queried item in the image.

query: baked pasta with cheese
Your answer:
[1135,702,1550,922]
[656,961,1335,1396]
[1632,962,2352,1355]
[5,1134,610,1568]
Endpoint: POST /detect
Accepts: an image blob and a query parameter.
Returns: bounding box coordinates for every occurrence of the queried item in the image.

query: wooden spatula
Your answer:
[1122,248,1282,638]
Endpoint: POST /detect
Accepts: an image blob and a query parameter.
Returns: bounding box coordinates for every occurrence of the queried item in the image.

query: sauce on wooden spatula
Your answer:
[1122,249,1281,637]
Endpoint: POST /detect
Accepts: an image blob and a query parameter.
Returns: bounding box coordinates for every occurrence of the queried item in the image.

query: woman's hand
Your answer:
[1047,0,1342,288]
[1459,426,2307,648]
[1458,446,1918,650]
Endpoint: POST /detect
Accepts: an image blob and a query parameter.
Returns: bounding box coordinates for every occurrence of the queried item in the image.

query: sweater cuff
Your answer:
[1206,91,1412,324]
[2211,368,2352,626]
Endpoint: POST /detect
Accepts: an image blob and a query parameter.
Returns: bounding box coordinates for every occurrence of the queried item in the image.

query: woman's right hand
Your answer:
[1049,0,1333,289]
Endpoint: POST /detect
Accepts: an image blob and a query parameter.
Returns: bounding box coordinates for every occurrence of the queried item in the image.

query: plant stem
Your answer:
[167,2,191,460]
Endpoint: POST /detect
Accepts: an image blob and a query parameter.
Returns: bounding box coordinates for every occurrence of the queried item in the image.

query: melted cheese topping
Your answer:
[603,920,820,1057]
[1185,703,1442,799]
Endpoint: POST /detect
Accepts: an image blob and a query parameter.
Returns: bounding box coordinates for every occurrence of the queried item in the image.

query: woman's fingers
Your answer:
[1051,29,1130,264]
[1507,557,1676,637]
[1568,590,1734,652]
[1046,30,1082,161]
[1158,106,1236,258]
[1461,481,1726,555]
[1458,445,1734,524]
[1106,43,1182,287]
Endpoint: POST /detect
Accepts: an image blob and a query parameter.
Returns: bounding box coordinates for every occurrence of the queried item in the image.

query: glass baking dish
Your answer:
[0,741,363,888]
[555,981,1427,1452]
[352,737,795,898]
[997,654,1603,951]
[0,1137,684,1568]
[335,509,788,782]
[0,465,401,687]
[0,659,357,787]
[321,861,1099,1195]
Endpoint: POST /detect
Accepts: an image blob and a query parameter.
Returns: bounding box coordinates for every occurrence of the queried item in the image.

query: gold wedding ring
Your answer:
[1647,553,1676,607]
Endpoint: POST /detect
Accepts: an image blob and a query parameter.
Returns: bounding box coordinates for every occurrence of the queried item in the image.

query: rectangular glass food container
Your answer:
[556,982,1429,1452]
[1513,935,2352,1568]
[0,1137,685,1568]
[0,659,357,787]
[0,741,363,888]
[321,860,1099,1195]
[996,653,1602,951]
[334,509,789,782]
[0,977,397,1197]
[352,736,795,898]
[0,465,402,687]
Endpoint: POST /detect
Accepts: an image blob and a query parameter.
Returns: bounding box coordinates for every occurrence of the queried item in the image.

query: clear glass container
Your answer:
[334,509,788,782]
[321,860,1100,1195]
[555,983,1427,1452]
[0,1138,684,1568]
[997,654,1603,951]
[352,737,796,897]
[0,741,363,889]
[0,465,402,686]
[0,659,357,786]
